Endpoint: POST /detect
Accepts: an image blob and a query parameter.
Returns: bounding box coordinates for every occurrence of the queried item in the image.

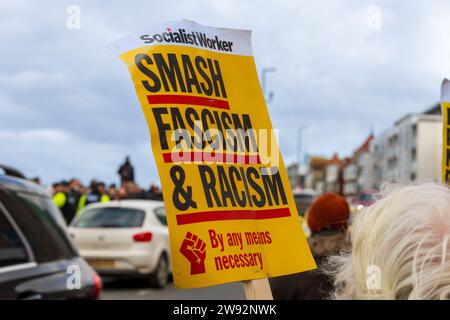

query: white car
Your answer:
[68,200,170,288]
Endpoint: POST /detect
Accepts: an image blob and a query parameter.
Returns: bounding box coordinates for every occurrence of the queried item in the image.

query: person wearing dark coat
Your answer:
[269,193,350,300]
[118,156,135,185]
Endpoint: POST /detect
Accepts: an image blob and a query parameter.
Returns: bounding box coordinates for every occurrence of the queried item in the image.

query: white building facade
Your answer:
[372,113,442,187]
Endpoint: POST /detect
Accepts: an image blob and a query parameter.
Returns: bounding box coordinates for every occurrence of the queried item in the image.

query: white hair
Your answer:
[328,182,450,299]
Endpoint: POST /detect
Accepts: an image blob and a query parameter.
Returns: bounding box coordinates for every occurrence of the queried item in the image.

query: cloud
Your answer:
[0,128,159,186]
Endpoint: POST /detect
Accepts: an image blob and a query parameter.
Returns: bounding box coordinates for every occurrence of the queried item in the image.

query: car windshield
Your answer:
[294,194,315,217]
[74,207,145,228]
[358,193,374,202]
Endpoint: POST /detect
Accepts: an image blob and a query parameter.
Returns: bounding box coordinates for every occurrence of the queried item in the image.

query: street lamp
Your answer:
[297,126,307,188]
[261,67,276,103]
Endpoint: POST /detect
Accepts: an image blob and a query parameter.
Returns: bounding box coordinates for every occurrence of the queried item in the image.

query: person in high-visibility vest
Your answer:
[54,180,83,224]
[53,181,72,223]
[77,181,110,214]
[52,182,66,207]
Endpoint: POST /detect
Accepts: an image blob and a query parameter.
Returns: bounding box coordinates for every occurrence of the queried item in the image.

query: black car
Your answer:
[0,169,101,299]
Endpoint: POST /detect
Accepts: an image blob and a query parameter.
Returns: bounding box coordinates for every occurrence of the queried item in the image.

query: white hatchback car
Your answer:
[68,200,170,288]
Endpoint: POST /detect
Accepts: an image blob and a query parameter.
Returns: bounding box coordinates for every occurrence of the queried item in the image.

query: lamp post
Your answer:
[297,126,306,188]
[261,67,276,103]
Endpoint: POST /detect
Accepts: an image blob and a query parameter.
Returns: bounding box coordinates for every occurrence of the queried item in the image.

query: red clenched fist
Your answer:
[179,232,207,275]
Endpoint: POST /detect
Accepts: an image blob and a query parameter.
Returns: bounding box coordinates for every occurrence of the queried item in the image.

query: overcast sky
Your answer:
[1,0,450,187]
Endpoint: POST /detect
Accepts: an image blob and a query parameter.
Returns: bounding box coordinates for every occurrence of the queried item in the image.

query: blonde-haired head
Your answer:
[329,182,450,299]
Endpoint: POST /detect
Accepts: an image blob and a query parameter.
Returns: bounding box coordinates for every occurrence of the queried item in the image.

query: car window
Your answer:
[294,194,315,217]
[358,193,374,202]
[0,189,76,263]
[74,207,145,228]
[0,209,29,267]
[154,207,167,226]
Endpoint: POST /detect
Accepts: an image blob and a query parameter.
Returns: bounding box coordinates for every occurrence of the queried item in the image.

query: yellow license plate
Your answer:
[87,259,115,269]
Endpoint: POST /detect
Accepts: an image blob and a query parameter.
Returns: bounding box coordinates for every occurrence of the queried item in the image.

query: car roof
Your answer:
[292,188,317,197]
[0,174,49,197]
[83,199,165,211]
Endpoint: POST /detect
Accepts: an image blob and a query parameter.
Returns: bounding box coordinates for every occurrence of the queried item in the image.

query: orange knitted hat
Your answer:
[307,193,350,233]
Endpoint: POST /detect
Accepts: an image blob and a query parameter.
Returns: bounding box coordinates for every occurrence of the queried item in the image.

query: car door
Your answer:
[151,206,171,268]
[0,188,89,299]
[0,196,40,299]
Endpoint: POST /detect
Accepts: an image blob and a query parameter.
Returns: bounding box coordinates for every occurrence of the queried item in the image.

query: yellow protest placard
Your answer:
[110,20,316,288]
[442,79,450,183]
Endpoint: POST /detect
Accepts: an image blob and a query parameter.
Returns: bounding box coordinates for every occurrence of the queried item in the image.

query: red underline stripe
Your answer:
[176,207,291,225]
[162,151,261,164]
[147,94,230,110]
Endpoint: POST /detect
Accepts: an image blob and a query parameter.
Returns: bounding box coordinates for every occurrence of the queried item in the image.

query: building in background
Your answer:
[287,103,442,198]
[304,156,329,193]
[373,104,441,187]
[287,163,300,189]
[325,154,342,194]
[343,134,374,200]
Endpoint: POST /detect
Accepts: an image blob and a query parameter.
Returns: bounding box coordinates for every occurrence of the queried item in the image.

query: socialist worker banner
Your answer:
[110,20,316,288]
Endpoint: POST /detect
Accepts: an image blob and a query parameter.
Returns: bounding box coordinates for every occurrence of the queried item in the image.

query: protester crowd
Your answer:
[36,157,163,224]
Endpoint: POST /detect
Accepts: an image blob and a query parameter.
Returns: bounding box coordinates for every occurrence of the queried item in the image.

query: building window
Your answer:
[412,123,417,137]
[388,134,398,147]
[388,156,397,169]
[411,147,417,161]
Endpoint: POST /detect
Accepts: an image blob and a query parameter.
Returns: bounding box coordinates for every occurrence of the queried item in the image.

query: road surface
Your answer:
[101,277,246,300]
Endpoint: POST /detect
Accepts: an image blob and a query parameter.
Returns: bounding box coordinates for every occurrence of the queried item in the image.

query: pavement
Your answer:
[101,277,246,300]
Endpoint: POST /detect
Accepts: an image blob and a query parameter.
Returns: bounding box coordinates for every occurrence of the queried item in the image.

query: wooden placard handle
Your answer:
[242,278,273,300]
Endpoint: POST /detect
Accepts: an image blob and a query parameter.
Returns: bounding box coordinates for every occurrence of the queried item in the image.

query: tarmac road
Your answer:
[101,277,246,300]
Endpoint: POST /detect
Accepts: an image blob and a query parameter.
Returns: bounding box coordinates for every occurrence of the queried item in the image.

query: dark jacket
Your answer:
[269,230,349,300]
[118,161,134,184]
